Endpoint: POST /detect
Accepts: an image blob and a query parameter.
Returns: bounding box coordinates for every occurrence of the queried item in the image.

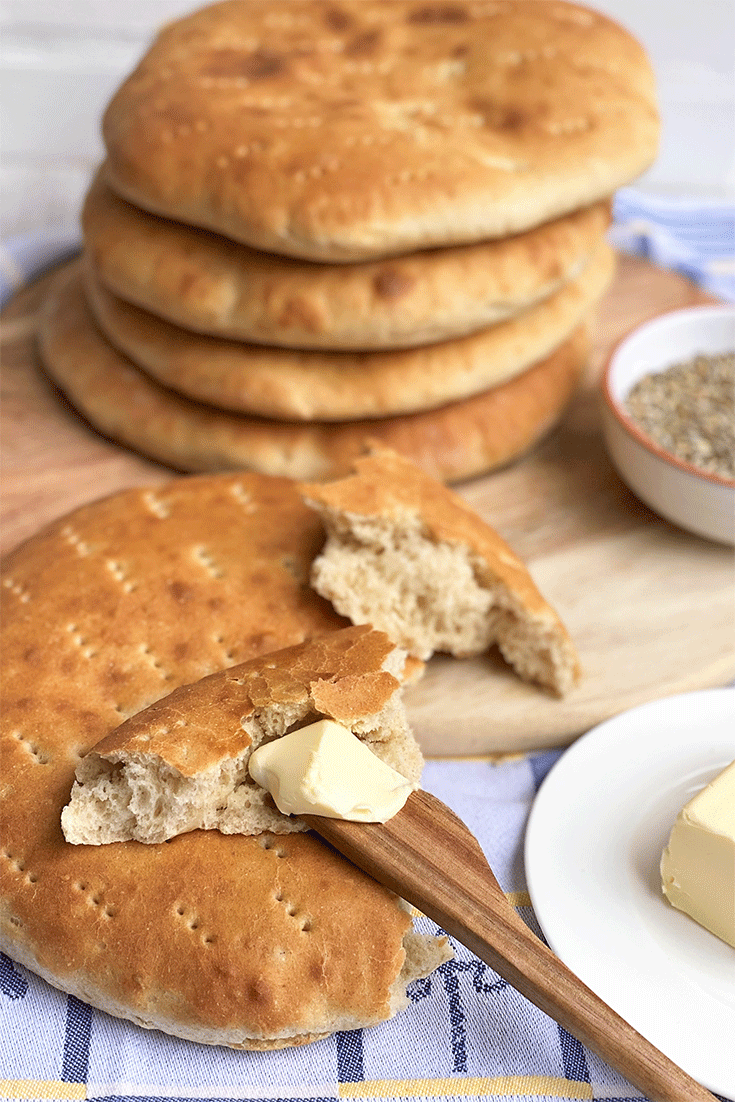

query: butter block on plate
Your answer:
[660,760,735,947]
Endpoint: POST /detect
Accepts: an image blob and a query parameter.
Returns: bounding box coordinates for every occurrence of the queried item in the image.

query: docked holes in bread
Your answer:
[103,1,658,260]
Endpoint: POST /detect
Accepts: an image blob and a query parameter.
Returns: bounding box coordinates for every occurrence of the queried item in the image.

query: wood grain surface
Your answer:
[306,791,716,1102]
[1,253,733,754]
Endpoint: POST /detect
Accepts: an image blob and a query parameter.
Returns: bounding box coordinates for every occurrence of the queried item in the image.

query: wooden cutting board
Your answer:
[2,254,733,755]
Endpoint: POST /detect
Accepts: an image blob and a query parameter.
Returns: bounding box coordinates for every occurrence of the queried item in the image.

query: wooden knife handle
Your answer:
[306,792,716,1102]
[436,874,716,1102]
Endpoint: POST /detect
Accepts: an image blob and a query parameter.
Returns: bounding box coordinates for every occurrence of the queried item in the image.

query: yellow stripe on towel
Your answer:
[0,1081,86,1100]
[340,1075,593,1098]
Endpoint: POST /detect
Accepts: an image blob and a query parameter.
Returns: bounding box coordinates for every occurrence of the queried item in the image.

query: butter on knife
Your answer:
[248,718,417,823]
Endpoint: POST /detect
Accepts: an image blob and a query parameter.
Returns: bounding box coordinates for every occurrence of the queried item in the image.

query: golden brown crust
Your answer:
[39,262,591,483]
[102,0,658,260]
[82,243,613,420]
[91,625,402,772]
[0,480,433,1045]
[84,170,610,349]
[1,832,412,1044]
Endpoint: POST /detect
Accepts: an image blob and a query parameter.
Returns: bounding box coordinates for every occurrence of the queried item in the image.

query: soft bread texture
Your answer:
[39,263,591,482]
[83,244,613,420]
[84,170,610,350]
[301,448,581,695]
[102,0,658,260]
[1,475,448,1048]
[61,625,422,845]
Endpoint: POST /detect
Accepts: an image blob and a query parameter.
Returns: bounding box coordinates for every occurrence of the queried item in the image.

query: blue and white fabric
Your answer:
[610,188,735,302]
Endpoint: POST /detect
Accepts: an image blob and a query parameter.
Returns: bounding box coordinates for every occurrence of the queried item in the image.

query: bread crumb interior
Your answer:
[310,510,503,661]
[61,655,423,846]
[309,506,578,696]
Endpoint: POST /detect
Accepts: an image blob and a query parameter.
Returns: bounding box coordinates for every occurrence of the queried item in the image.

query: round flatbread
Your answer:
[0,480,448,1048]
[39,263,590,483]
[83,243,613,420]
[102,0,658,261]
[84,170,610,349]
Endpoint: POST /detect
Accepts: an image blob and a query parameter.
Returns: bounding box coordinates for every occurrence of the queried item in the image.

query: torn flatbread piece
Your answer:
[61,625,422,845]
[300,448,581,695]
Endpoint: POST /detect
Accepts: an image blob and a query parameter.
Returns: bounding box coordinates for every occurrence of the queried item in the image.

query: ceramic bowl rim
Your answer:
[602,305,735,490]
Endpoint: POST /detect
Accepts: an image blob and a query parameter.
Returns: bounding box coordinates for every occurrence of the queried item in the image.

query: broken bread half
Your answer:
[61,624,423,846]
[3,475,449,1050]
[300,448,580,696]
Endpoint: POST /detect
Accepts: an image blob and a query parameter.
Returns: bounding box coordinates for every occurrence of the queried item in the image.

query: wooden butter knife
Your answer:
[304,790,715,1102]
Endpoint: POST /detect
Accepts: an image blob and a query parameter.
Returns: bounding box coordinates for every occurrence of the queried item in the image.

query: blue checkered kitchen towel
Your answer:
[2,191,733,1102]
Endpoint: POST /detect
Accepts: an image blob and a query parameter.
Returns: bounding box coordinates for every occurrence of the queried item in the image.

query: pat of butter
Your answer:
[660,759,735,948]
[248,719,417,822]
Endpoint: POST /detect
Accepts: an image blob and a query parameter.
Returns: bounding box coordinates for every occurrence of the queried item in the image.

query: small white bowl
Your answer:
[601,304,735,545]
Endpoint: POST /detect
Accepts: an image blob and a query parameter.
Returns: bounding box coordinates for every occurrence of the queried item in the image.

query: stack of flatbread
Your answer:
[39,0,658,481]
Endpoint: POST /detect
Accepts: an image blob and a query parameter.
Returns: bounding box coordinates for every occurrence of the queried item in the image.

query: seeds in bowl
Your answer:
[624,352,735,479]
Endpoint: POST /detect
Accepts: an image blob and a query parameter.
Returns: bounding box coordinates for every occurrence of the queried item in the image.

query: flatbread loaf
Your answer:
[61,625,423,845]
[301,447,581,695]
[39,263,589,482]
[0,480,449,1048]
[84,170,610,349]
[83,243,613,419]
[102,0,658,260]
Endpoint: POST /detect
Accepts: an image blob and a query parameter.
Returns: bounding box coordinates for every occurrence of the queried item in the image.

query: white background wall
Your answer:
[1,0,734,240]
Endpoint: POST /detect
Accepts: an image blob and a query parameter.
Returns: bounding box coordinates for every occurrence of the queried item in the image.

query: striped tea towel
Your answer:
[610,188,735,302]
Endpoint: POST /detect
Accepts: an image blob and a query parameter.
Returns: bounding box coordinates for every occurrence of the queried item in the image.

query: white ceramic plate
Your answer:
[525,688,735,1098]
